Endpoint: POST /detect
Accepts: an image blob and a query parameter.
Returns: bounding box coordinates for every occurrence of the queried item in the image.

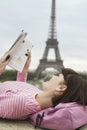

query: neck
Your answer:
[35,91,54,109]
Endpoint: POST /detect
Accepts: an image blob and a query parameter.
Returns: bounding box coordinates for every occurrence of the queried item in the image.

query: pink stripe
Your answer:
[0,71,41,119]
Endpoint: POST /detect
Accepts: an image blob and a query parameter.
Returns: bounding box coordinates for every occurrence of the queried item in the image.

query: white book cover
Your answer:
[2,31,33,72]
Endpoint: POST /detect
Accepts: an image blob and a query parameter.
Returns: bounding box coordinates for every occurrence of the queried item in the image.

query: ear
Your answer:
[56,87,66,92]
[54,86,67,96]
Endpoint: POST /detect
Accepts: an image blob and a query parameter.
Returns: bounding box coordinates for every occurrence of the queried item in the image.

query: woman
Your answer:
[0,53,67,120]
[29,69,87,130]
[0,53,87,121]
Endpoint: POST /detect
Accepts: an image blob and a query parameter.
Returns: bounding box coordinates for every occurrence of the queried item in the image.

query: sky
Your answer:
[0,0,87,72]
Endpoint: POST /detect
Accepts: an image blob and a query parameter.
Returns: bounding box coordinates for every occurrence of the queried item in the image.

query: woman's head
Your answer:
[52,68,87,106]
[42,74,67,93]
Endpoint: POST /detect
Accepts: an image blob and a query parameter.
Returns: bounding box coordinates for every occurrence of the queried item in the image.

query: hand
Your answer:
[22,52,31,74]
[0,55,11,75]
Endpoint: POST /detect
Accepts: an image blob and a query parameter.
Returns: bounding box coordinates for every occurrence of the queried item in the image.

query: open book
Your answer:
[2,31,33,72]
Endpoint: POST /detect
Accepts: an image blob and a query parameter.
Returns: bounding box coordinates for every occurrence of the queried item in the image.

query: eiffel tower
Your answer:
[35,0,64,77]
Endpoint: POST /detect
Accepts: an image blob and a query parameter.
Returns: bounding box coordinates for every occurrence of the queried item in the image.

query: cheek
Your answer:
[42,81,50,90]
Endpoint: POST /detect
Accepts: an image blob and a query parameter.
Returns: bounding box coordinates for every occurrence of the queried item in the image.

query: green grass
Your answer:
[0,70,87,82]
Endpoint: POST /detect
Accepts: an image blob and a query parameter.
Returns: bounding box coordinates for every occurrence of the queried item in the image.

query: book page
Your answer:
[8,31,27,53]
[2,31,33,72]
[8,40,33,72]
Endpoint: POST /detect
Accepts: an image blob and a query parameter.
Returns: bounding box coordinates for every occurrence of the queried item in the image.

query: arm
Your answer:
[16,72,28,82]
[16,52,31,82]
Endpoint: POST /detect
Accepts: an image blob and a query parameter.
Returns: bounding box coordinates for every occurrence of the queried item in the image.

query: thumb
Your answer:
[2,55,11,64]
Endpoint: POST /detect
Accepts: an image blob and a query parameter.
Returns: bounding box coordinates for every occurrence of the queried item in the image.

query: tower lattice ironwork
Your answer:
[35,0,64,77]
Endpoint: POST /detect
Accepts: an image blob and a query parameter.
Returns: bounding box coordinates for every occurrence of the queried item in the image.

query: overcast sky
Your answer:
[0,0,87,72]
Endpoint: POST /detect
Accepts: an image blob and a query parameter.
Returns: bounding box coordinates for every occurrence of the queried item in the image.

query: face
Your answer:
[42,74,66,91]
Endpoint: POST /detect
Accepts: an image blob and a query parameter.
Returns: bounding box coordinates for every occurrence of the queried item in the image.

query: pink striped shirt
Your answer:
[0,72,41,119]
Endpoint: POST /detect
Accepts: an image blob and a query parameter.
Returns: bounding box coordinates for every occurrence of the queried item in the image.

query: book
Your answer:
[2,31,33,72]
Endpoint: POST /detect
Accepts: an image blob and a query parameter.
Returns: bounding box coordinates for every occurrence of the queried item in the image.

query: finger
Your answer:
[28,52,31,59]
[1,55,11,63]
[2,55,11,65]
[27,53,31,63]
[25,58,31,68]
[5,55,11,61]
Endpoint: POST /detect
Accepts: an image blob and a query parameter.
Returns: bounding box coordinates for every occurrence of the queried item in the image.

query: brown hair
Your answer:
[52,68,87,106]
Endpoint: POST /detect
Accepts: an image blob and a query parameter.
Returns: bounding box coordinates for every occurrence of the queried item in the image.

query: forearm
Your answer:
[17,52,31,82]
